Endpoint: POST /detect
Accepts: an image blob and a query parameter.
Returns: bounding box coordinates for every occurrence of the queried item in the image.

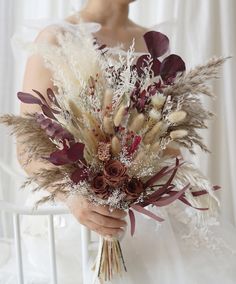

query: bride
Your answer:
[16,0,236,283]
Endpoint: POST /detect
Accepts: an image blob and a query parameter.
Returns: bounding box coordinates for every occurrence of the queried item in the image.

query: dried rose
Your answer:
[91,174,110,198]
[104,160,128,187]
[125,178,144,200]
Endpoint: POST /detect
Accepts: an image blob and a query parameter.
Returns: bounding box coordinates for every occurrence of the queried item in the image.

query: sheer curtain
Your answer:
[0,0,235,223]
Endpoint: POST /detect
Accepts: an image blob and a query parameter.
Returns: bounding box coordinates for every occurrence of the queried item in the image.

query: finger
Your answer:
[88,211,127,229]
[85,220,124,237]
[93,205,127,219]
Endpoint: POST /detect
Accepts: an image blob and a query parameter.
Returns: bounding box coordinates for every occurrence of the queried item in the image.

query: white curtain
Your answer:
[0,0,235,224]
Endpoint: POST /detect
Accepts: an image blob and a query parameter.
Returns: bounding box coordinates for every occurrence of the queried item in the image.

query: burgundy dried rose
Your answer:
[125,178,144,200]
[104,160,128,187]
[91,173,110,198]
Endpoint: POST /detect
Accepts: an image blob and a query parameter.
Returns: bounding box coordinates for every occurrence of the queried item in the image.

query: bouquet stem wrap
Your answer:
[94,236,127,283]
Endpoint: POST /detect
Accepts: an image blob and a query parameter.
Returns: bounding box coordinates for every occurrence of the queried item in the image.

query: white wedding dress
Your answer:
[1,19,236,284]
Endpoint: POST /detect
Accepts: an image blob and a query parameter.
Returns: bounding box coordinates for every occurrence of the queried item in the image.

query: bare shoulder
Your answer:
[34,24,65,45]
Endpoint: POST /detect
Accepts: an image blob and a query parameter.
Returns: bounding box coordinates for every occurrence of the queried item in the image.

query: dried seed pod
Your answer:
[111,136,121,156]
[170,129,188,139]
[83,112,105,140]
[151,94,166,109]
[167,111,187,123]
[113,105,126,127]
[143,121,163,144]
[129,113,145,133]
[68,100,83,125]
[103,116,114,134]
[103,89,113,115]
[149,109,161,121]
[80,128,98,154]
[150,142,160,153]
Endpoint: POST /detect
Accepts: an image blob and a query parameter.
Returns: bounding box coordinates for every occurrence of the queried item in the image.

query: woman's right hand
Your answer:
[65,194,127,238]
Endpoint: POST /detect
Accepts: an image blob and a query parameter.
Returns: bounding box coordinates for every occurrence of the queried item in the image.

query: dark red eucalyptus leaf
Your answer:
[179,196,209,211]
[67,143,85,162]
[42,105,57,120]
[71,168,88,184]
[131,204,164,222]
[45,124,58,137]
[47,88,60,108]
[144,31,169,58]
[128,209,136,237]
[152,184,190,207]
[40,118,51,129]
[17,92,42,105]
[152,58,161,77]
[160,54,186,83]
[47,148,71,166]
[128,136,142,155]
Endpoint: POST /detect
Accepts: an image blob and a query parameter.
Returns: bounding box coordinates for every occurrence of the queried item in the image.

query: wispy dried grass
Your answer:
[0,113,56,164]
[20,165,74,208]
[164,57,230,97]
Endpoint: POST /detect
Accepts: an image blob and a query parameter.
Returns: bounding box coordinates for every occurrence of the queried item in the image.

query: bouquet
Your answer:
[0,27,228,282]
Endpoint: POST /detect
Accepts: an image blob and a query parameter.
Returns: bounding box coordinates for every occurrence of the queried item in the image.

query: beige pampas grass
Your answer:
[68,100,83,123]
[167,111,187,123]
[143,121,163,144]
[128,113,145,133]
[111,136,121,156]
[150,142,160,153]
[113,104,126,127]
[103,116,114,134]
[103,89,113,116]
[170,129,188,139]
[151,93,166,109]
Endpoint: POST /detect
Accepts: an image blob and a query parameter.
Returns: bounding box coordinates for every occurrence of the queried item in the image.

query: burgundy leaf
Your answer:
[42,105,57,120]
[17,92,42,105]
[143,158,181,205]
[191,185,221,197]
[32,89,49,106]
[47,148,70,166]
[67,142,85,162]
[47,88,60,108]
[71,168,88,184]
[144,166,169,189]
[144,31,169,58]
[152,58,161,76]
[128,209,136,237]
[152,184,190,207]
[131,204,164,222]
[160,54,186,83]
[179,196,209,211]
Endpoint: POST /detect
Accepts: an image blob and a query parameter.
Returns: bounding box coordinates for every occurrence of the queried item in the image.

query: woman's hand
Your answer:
[66,194,127,238]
